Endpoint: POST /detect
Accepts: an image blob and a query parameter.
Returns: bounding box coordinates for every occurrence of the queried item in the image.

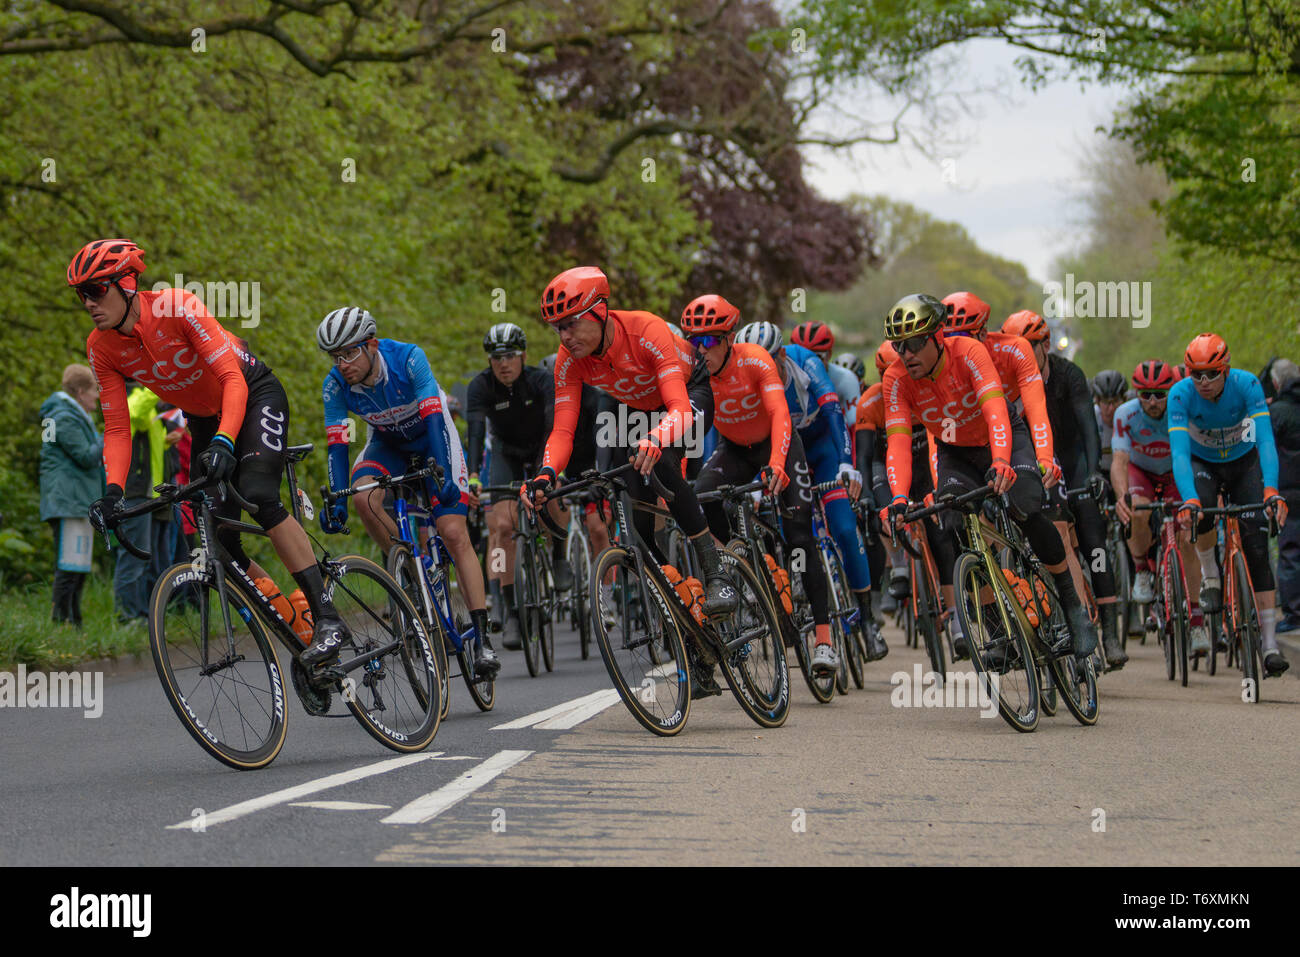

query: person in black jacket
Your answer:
[1269,360,1300,631]
[466,323,573,647]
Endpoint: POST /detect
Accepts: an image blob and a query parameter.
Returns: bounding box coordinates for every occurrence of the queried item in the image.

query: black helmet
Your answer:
[484,322,527,356]
[1091,369,1127,400]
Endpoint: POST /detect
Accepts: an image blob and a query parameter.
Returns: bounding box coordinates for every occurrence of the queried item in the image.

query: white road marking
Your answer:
[429,755,478,760]
[534,689,622,729]
[382,750,533,825]
[288,801,392,811]
[491,689,620,730]
[165,753,438,830]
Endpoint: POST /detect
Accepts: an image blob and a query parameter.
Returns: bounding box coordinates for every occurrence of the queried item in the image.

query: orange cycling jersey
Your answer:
[87,288,266,488]
[543,309,695,474]
[854,382,884,433]
[981,330,1053,462]
[882,334,1011,498]
[709,343,791,468]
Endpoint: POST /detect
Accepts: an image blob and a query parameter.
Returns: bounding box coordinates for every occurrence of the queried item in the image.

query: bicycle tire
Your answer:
[1173,558,1189,688]
[714,547,790,727]
[569,526,593,660]
[150,563,288,770]
[822,547,851,695]
[1039,665,1058,717]
[327,554,442,753]
[449,583,495,712]
[914,557,946,683]
[516,537,542,678]
[1233,551,1261,703]
[387,544,451,722]
[538,551,556,673]
[838,560,866,690]
[591,545,690,735]
[1024,564,1098,725]
[952,551,1039,733]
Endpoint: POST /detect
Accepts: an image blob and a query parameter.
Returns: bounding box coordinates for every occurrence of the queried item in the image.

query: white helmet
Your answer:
[735,321,783,355]
[665,321,684,339]
[317,306,376,352]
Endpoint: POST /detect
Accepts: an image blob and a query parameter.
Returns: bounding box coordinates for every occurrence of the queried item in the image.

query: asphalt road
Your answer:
[2,620,1296,866]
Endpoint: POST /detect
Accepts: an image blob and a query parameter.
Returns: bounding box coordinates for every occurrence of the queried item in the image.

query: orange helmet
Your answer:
[67,239,145,288]
[791,321,835,353]
[680,294,740,336]
[942,291,990,335]
[1002,310,1048,343]
[874,341,898,378]
[1184,333,1230,373]
[540,266,609,324]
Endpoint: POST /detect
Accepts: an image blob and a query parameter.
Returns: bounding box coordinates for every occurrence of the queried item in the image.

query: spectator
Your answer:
[39,364,105,628]
[112,380,166,625]
[1269,359,1300,632]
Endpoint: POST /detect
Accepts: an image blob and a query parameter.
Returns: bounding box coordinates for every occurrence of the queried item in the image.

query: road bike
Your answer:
[97,444,441,770]
[482,480,558,677]
[1131,500,1191,686]
[325,458,495,717]
[810,480,866,693]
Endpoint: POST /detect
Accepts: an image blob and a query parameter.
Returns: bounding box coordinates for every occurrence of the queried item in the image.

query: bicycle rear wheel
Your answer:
[150,564,288,770]
[326,555,442,753]
[1232,551,1261,703]
[591,546,690,735]
[568,526,593,660]
[450,584,495,712]
[822,548,851,695]
[538,552,556,673]
[1025,565,1098,726]
[914,559,946,682]
[952,551,1040,733]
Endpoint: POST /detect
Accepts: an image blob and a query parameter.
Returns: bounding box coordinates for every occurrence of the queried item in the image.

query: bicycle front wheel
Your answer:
[450,583,495,712]
[568,526,593,660]
[591,546,691,735]
[1232,551,1261,703]
[516,537,542,678]
[952,551,1039,733]
[715,548,790,728]
[326,555,442,753]
[150,564,288,770]
[387,543,451,722]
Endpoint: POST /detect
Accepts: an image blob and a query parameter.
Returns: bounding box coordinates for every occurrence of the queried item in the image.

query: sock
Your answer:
[690,533,723,581]
[502,583,516,615]
[1197,546,1218,583]
[1190,602,1203,626]
[291,565,336,622]
[470,608,490,648]
[890,552,908,572]
[1135,558,1151,573]
[815,623,831,647]
[552,533,567,562]
[1260,607,1277,654]
[1053,570,1080,607]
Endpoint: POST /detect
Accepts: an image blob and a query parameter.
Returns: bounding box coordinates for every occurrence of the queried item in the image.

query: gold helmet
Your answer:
[884,294,946,341]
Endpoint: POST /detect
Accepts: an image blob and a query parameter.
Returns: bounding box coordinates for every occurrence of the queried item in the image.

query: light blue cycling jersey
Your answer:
[1167,368,1279,501]
[322,338,465,494]
[1112,398,1170,475]
[781,343,851,464]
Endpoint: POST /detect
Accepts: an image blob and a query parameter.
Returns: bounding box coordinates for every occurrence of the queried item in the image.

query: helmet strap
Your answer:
[591,301,612,358]
[109,278,138,333]
[709,340,733,378]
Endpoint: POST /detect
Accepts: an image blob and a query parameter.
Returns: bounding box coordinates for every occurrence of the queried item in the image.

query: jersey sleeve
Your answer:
[464,373,489,477]
[1244,373,1280,489]
[542,350,580,475]
[404,345,453,474]
[322,372,353,491]
[1167,381,1197,502]
[1111,405,1133,456]
[87,336,132,490]
[882,369,914,498]
[643,322,694,449]
[1008,338,1054,463]
[170,290,250,446]
[963,346,1012,461]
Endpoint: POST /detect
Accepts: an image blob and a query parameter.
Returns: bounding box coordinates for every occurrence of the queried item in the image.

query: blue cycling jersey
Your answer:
[1168,368,1279,501]
[1112,397,1171,475]
[826,362,861,428]
[323,338,461,495]
[781,344,851,465]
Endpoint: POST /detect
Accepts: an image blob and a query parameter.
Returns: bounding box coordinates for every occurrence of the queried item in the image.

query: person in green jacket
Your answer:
[39,364,106,628]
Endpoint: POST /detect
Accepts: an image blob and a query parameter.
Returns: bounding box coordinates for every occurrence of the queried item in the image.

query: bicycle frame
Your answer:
[390,491,470,655]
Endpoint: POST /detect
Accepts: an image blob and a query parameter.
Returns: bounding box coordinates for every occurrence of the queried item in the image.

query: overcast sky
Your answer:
[800,39,1128,283]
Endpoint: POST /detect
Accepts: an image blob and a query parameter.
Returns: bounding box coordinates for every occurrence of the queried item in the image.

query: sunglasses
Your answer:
[330,345,366,365]
[489,350,523,361]
[1189,369,1222,382]
[895,334,932,356]
[1138,390,1168,401]
[688,334,724,350]
[74,281,112,303]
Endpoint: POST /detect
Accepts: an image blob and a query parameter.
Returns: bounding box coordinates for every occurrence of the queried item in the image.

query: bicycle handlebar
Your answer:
[96,473,257,560]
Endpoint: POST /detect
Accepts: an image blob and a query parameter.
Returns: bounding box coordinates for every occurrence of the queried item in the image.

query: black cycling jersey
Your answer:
[465,365,554,475]
[1042,354,1100,487]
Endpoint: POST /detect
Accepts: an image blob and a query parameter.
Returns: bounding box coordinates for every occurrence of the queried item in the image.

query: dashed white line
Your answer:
[534,689,621,729]
[382,750,534,825]
[165,753,437,830]
[288,801,392,811]
[491,689,621,730]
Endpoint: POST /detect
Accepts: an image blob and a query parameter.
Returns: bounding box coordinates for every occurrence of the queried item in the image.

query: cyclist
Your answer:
[1001,309,1122,666]
[691,302,838,675]
[859,340,964,654]
[1092,370,1127,479]
[792,321,860,430]
[465,324,572,648]
[525,266,737,619]
[1169,333,1289,676]
[883,295,1099,659]
[318,306,499,678]
[736,319,884,660]
[1112,360,1210,651]
[74,239,352,663]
